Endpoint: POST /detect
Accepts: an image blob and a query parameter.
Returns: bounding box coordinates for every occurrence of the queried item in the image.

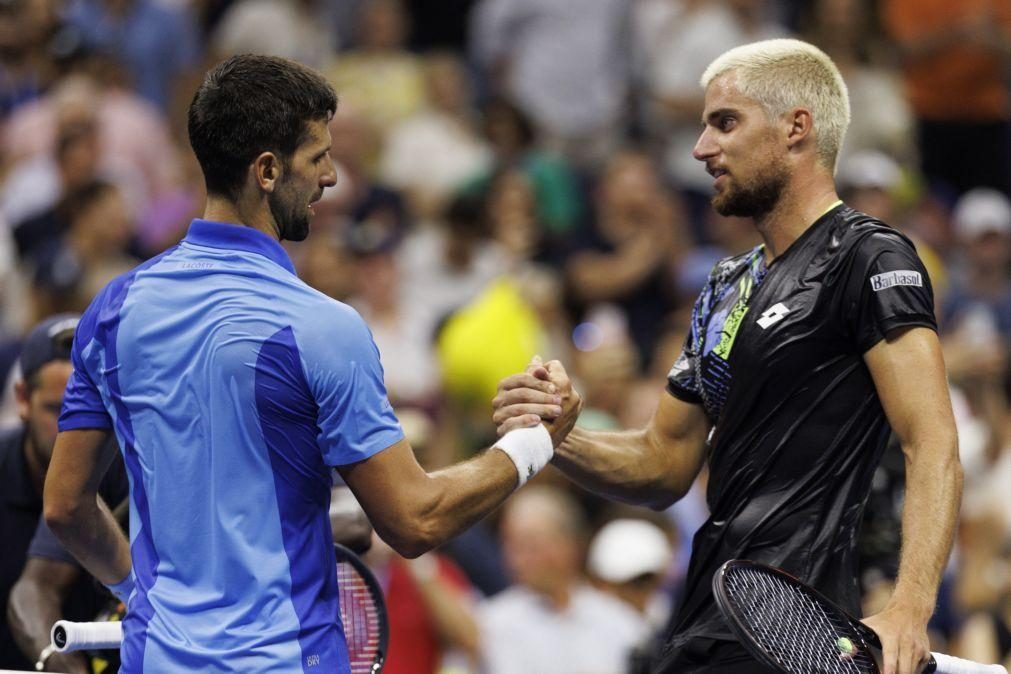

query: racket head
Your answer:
[334,543,389,674]
[712,559,881,674]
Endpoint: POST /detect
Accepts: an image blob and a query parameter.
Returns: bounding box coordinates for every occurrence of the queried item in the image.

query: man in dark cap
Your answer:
[0,314,127,672]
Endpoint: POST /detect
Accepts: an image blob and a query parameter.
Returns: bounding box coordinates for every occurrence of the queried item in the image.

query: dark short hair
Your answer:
[187,54,338,199]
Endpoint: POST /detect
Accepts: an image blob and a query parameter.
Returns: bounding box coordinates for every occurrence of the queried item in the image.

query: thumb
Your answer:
[526,354,548,378]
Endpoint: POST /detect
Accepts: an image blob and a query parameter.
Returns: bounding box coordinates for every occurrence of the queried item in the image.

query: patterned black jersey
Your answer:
[659,204,936,668]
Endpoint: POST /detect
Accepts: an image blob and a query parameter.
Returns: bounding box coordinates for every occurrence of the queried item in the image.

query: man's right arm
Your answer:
[493,360,710,510]
[551,392,710,510]
[337,437,529,559]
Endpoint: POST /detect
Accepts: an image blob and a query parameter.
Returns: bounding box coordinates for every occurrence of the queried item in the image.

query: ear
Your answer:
[14,380,29,423]
[251,152,283,193]
[784,107,814,152]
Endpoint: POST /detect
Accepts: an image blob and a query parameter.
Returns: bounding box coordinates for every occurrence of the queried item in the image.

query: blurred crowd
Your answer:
[0,0,1009,672]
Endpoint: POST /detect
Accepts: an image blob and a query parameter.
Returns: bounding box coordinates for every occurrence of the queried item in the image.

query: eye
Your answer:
[719,116,736,131]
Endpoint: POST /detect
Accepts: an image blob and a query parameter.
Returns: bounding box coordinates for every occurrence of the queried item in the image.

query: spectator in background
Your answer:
[0,315,126,672]
[0,0,61,116]
[475,97,582,240]
[803,0,915,165]
[942,189,1011,341]
[31,180,138,321]
[587,517,674,626]
[365,534,481,674]
[633,0,786,215]
[478,486,648,674]
[325,0,425,139]
[346,217,443,409]
[470,0,630,169]
[211,0,332,68]
[2,65,184,221]
[379,51,492,221]
[63,0,201,111]
[7,114,100,261]
[882,0,1011,195]
[565,150,686,368]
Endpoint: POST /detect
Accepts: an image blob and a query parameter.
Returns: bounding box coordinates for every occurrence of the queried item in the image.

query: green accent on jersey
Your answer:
[713,274,753,360]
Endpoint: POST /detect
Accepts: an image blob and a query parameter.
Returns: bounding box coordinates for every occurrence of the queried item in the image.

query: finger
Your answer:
[879,633,897,674]
[525,354,548,378]
[493,403,562,426]
[544,360,570,384]
[493,389,562,409]
[497,372,557,394]
[496,415,543,436]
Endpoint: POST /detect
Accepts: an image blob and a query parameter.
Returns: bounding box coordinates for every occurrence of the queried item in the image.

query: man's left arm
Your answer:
[44,428,133,591]
[7,557,90,674]
[862,325,963,674]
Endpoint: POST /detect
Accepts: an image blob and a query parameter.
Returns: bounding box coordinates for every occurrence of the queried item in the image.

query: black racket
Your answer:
[335,543,388,674]
[713,559,1007,674]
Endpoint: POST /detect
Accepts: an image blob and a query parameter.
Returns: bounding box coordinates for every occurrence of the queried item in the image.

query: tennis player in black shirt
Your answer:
[493,39,962,674]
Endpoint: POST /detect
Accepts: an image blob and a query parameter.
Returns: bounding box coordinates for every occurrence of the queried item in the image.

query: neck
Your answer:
[203,194,280,241]
[754,170,839,262]
[22,435,45,498]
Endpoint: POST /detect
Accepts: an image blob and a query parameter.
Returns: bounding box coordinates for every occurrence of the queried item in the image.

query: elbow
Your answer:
[377,514,442,560]
[43,498,78,540]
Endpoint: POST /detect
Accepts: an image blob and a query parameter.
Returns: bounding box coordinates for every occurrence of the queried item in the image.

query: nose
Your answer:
[320,155,338,188]
[693,126,717,162]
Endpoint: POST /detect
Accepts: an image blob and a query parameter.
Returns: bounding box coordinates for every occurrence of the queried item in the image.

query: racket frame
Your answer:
[334,543,389,674]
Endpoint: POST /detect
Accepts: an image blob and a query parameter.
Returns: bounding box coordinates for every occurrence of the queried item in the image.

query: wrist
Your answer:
[105,571,134,605]
[883,594,934,624]
[495,424,553,488]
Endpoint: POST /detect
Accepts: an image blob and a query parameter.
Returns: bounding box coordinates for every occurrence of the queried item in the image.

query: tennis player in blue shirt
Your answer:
[43,54,579,673]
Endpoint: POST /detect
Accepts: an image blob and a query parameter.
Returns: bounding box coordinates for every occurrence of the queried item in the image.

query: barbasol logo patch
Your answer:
[869,270,922,292]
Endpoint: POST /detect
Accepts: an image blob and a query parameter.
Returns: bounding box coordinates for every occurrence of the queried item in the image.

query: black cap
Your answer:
[19,314,80,381]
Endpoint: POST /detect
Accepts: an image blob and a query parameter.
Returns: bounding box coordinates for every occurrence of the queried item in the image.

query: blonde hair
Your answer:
[701,39,850,171]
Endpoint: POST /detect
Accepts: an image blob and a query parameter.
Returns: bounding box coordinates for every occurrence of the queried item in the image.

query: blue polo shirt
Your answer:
[58,220,404,673]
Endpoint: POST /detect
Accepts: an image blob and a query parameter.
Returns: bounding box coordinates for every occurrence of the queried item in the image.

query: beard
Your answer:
[268,183,311,242]
[712,156,789,219]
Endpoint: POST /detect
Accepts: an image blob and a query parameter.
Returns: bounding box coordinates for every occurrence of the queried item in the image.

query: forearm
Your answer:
[569,252,661,303]
[8,583,87,673]
[891,438,963,618]
[553,425,696,509]
[378,449,518,558]
[46,495,132,586]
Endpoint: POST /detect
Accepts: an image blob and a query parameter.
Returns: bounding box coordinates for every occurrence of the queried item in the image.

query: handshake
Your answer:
[490,355,583,486]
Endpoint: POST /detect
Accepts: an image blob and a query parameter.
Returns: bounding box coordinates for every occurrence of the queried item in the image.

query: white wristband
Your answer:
[495,424,553,488]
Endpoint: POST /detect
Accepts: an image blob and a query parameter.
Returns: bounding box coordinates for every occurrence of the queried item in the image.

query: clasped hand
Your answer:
[492,356,582,447]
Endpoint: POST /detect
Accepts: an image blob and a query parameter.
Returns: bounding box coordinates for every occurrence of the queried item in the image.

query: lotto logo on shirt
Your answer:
[869,270,922,292]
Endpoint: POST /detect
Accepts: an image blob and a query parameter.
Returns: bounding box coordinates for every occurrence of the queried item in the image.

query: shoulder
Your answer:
[832,207,917,256]
[287,288,376,360]
[78,246,183,336]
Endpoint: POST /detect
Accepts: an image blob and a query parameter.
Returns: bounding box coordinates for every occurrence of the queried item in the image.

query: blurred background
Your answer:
[0,0,1008,672]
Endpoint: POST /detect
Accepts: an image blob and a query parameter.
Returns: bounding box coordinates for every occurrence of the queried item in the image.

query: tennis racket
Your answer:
[334,542,388,674]
[49,544,388,673]
[713,559,1007,674]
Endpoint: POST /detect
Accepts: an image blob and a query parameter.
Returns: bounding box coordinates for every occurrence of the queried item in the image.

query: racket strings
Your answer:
[727,567,875,674]
[337,561,382,674]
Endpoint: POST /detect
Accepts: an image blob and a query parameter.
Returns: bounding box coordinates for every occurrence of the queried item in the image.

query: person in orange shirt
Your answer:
[882,0,1011,195]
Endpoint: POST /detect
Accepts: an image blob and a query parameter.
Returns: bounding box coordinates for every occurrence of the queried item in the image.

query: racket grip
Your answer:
[929,652,1008,674]
[51,620,123,652]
